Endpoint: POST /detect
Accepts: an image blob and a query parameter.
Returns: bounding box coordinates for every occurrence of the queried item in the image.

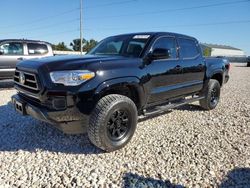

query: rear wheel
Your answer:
[88,94,137,152]
[199,79,221,110]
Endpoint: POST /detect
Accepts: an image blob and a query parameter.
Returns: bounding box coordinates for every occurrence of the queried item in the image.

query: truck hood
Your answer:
[16,55,137,72]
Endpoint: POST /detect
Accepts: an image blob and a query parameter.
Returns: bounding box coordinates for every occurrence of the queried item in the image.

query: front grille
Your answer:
[14,70,39,92]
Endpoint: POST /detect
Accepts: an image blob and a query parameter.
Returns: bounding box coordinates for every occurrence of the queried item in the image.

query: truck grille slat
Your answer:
[14,70,39,92]
[26,79,37,83]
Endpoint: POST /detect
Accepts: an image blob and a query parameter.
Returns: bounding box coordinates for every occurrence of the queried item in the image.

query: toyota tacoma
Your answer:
[11,32,230,151]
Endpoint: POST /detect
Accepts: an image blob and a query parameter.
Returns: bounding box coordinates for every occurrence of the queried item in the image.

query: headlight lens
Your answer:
[50,70,95,86]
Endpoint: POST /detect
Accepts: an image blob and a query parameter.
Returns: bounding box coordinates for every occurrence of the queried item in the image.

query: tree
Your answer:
[83,39,98,52]
[52,42,71,51]
[203,47,212,57]
[70,39,86,51]
[70,38,98,52]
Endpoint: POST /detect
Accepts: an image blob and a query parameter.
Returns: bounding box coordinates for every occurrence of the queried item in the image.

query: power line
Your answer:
[31,29,80,38]
[85,0,250,20]
[0,0,137,30]
[87,20,250,31]
[85,0,138,9]
[1,0,249,41]
[0,8,79,29]
[1,18,80,35]
[12,19,249,41]
[5,19,249,40]
[1,0,248,32]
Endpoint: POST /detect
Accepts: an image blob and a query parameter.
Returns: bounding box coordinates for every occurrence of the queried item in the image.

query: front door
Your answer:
[146,36,183,104]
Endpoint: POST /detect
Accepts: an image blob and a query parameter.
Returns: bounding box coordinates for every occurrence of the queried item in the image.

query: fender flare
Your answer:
[94,77,146,109]
[207,69,223,79]
[201,69,224,93]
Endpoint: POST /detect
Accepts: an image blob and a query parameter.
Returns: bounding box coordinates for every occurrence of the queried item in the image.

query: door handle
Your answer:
[198,64,204,70]
[174,65,182,71]
[17,57,24,61]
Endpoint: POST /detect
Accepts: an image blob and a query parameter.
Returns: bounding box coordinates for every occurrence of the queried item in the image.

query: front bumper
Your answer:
[11,94,88,134]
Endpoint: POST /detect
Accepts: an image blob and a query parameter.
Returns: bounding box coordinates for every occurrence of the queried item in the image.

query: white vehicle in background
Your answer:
[0,39,53,80]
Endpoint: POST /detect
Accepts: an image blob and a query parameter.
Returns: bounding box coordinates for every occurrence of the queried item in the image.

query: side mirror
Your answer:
[151,48,170,60]
[143,48,171,65]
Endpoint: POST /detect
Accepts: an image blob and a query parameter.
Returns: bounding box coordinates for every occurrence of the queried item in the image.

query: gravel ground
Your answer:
[0,63,249,187]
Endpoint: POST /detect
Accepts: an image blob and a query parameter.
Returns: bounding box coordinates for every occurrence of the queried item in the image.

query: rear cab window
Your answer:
[0,42,24,55]
[27,43,48,55]
[178,38,200,59]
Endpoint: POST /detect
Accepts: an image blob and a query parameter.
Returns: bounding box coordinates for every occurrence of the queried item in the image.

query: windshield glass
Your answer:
[88,34,151,58]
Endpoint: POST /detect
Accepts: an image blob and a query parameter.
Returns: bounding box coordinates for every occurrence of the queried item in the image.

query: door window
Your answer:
[126,41,145,57]
[178,38,200,59]
[0,42,24,55]
[27,43,48,55]
[152,37,177,59]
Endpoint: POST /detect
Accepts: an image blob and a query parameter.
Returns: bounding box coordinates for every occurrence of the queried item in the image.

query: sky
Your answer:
[0,0,250,55]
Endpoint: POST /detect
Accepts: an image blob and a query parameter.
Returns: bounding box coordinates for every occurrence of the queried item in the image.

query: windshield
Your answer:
[88,34,151,58]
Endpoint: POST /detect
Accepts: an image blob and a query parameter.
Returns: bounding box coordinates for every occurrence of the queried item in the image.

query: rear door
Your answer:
[25,43,50,59]
[177,37,205,94]
[0,41,25,78]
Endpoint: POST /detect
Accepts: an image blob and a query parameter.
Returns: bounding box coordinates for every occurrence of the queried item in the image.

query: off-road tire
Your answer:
[199,79,221,110]
[88,94,137,152]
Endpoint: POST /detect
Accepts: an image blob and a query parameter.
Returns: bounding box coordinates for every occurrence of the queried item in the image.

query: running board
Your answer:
[143,96,205,117]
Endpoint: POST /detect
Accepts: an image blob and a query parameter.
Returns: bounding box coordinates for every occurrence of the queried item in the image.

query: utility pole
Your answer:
[80,0,83,55]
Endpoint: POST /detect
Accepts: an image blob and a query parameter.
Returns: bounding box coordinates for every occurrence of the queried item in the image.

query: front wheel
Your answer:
[199,79,221,110]
[88,94,138,152]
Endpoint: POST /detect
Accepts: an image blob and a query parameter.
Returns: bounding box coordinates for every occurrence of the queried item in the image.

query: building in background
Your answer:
[201,43,246,62]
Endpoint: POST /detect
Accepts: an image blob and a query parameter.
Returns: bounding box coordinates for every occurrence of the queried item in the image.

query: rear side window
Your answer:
[178,38,200,59]
[27,43,48,55]
[0,42,24,55]
[152,37,177,59]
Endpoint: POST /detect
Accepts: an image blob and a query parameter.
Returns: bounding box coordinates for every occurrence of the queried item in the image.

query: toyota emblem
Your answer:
[19,72,25,85]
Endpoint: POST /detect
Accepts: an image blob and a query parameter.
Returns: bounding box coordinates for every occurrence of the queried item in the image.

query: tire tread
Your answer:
[88,94,137,151]
[199,79,220,110]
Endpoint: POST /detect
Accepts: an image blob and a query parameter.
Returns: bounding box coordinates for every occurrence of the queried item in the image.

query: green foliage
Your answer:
[203,47,212,57]
[70,38,98,52]
[70,39,85,51]
[52,42,71,51]
[83,39,98,52]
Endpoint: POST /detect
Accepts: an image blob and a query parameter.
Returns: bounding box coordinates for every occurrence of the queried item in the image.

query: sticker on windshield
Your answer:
[133,35,150,39]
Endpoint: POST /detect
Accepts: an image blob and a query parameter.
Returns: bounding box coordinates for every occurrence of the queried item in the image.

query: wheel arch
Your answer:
[211,72,223,86]
[94,77,146,112]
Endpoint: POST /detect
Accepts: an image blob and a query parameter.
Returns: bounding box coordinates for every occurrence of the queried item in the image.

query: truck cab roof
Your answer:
[112,32,196,40]
[0,39,51,45]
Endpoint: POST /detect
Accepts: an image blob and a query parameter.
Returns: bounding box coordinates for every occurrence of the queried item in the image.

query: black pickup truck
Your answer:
[11,32,230,151]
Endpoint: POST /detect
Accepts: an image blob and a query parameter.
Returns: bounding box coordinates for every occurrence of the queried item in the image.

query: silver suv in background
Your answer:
[0,39,53,80]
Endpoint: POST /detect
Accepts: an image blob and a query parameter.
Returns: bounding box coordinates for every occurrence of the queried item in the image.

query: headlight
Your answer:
[50,70,95,86]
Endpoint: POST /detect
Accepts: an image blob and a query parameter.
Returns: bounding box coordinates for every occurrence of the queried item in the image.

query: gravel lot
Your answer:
[0,64,249,187]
